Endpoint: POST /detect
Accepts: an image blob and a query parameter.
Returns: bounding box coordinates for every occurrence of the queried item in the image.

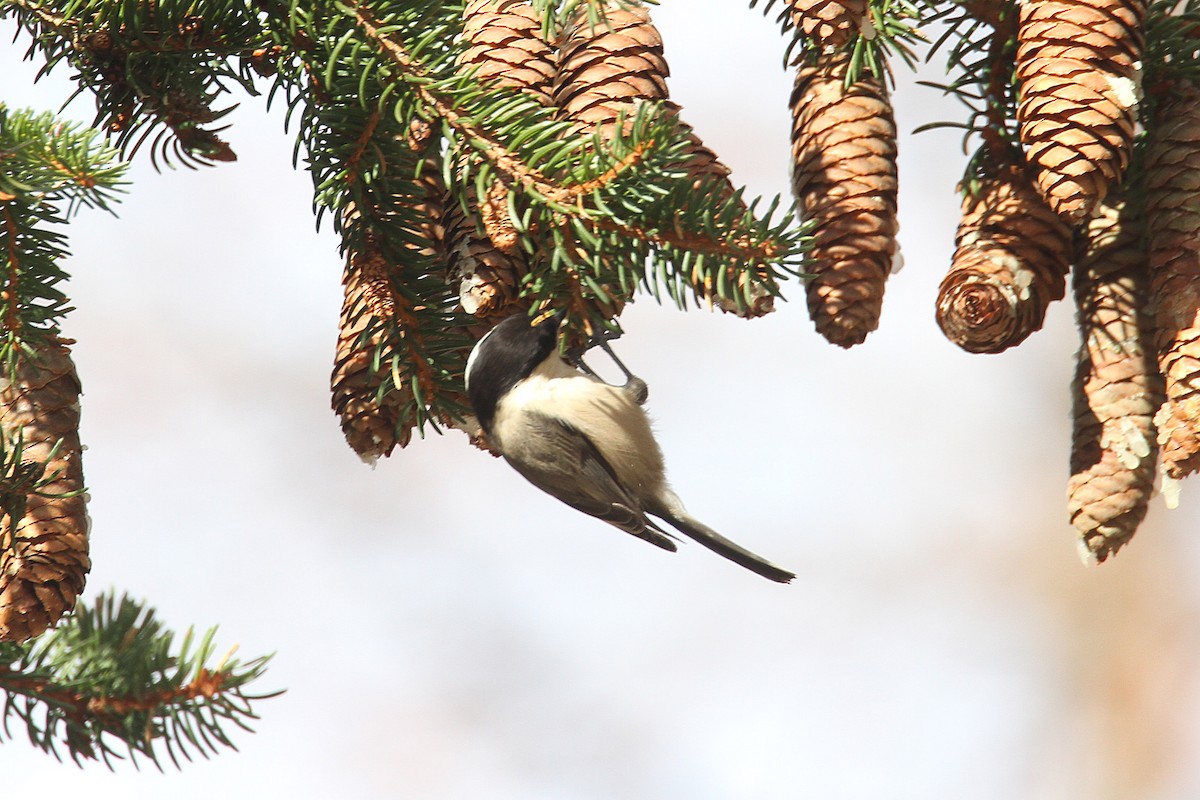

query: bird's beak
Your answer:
[533,307,567,328]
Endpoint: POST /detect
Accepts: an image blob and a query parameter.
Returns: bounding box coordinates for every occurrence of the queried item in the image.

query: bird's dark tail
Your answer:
[653,494,795,583]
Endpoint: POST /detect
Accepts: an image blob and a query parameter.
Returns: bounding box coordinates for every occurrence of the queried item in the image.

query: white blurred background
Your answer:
[4,3,1200,798]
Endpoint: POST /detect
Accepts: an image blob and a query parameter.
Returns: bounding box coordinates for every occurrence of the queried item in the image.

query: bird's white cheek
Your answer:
[464,326,499,392]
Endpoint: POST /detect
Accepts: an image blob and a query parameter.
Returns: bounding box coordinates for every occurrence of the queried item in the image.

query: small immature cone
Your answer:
[1144,82,1200,481]
[785,0,867,47]
[555,0,774,316]
[790,51,898,347]
[1068,199,1161,563]
[936,158,1073,353]
[1015,0,1146,223]
[0,338,89,642]
[443,192,530,337]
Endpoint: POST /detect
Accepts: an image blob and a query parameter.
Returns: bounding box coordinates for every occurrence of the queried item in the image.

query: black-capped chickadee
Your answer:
[465,311,795,583]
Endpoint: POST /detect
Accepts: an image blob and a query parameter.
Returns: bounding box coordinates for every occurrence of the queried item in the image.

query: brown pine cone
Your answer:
[554,0,669,137]
[1068,198,1161,563]
[459,0,555,256]
[552,3,731,182]
[790,51,898,347]
[554,0,773,316]
[1144,81,1200,483]
[331,144,445,461]
[331,228,413,461]
[786,0,867,47]
[936,157,1073,353]
[1015,0,1146,223]
[460,0,557,105]
[0,338,89,642]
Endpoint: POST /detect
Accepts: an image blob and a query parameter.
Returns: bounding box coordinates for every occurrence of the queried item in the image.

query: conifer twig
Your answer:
[0,593,280,769]
[354,4,641,206]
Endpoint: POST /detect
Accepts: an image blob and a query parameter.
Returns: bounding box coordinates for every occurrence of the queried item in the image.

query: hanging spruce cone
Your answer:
[785,0,867,47]
[1015,0,1146,223]
[331,226,412,461]
[936,158,1073,353]
[459,0,555,256]
[0,338,89,643]
[331,141,445,462]
[554,0,774,316]
[1068,199,1161,563]
[1144,81,1200,483]
[554,0,669,137]
[789,51,898,347]
[553,1,732,182]
[460,0,557,105]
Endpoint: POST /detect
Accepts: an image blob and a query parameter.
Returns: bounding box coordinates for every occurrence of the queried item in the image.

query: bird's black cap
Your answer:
[466,311,562,433]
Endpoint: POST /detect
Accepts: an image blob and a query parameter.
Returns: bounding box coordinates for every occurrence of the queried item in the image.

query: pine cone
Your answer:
[0,338,89,643]
[331,231,412,461]
[786,0,867,47]
[459,0,554,255]
[936,158,1073,353]
[790,51,898,347]
[331,147,445,462]
[553,1,773,317]
[553,2,733,184]
[1068,199,1161,563]
[1144,81,1200,481]
[1015,0,1145,223]
[554,0,669,137]
[460,0,557,106]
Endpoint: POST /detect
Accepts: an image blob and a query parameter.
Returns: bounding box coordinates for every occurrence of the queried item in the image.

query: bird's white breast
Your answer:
[493,354,666,496]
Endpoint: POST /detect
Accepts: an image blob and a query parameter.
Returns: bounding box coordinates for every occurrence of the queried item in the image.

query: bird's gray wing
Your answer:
[502,412,677,551]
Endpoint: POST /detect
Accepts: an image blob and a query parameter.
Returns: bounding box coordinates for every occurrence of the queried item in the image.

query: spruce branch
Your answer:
[345,1,801,335]
[0,592,280,769]
[0,106,126,360]
[1144,0,1200,101]
[0,104,127,214]
[354,3,647,211]
[2,0,269,167]
[913,0,1018,165]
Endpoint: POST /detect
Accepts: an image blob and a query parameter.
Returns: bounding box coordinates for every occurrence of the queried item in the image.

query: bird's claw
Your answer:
[589,336,650,405]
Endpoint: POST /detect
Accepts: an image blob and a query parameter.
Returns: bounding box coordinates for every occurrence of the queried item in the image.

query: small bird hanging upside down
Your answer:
[465,311,795,583]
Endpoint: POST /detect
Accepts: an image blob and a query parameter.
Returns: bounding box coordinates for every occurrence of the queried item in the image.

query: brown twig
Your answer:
[0,665,239,721]
[587,214,783,263]
[2,204,23,334]
[979,8,1019,159]
[344,107,382,188]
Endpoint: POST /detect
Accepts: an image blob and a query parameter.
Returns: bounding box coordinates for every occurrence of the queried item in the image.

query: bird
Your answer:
[465,310,795,583]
